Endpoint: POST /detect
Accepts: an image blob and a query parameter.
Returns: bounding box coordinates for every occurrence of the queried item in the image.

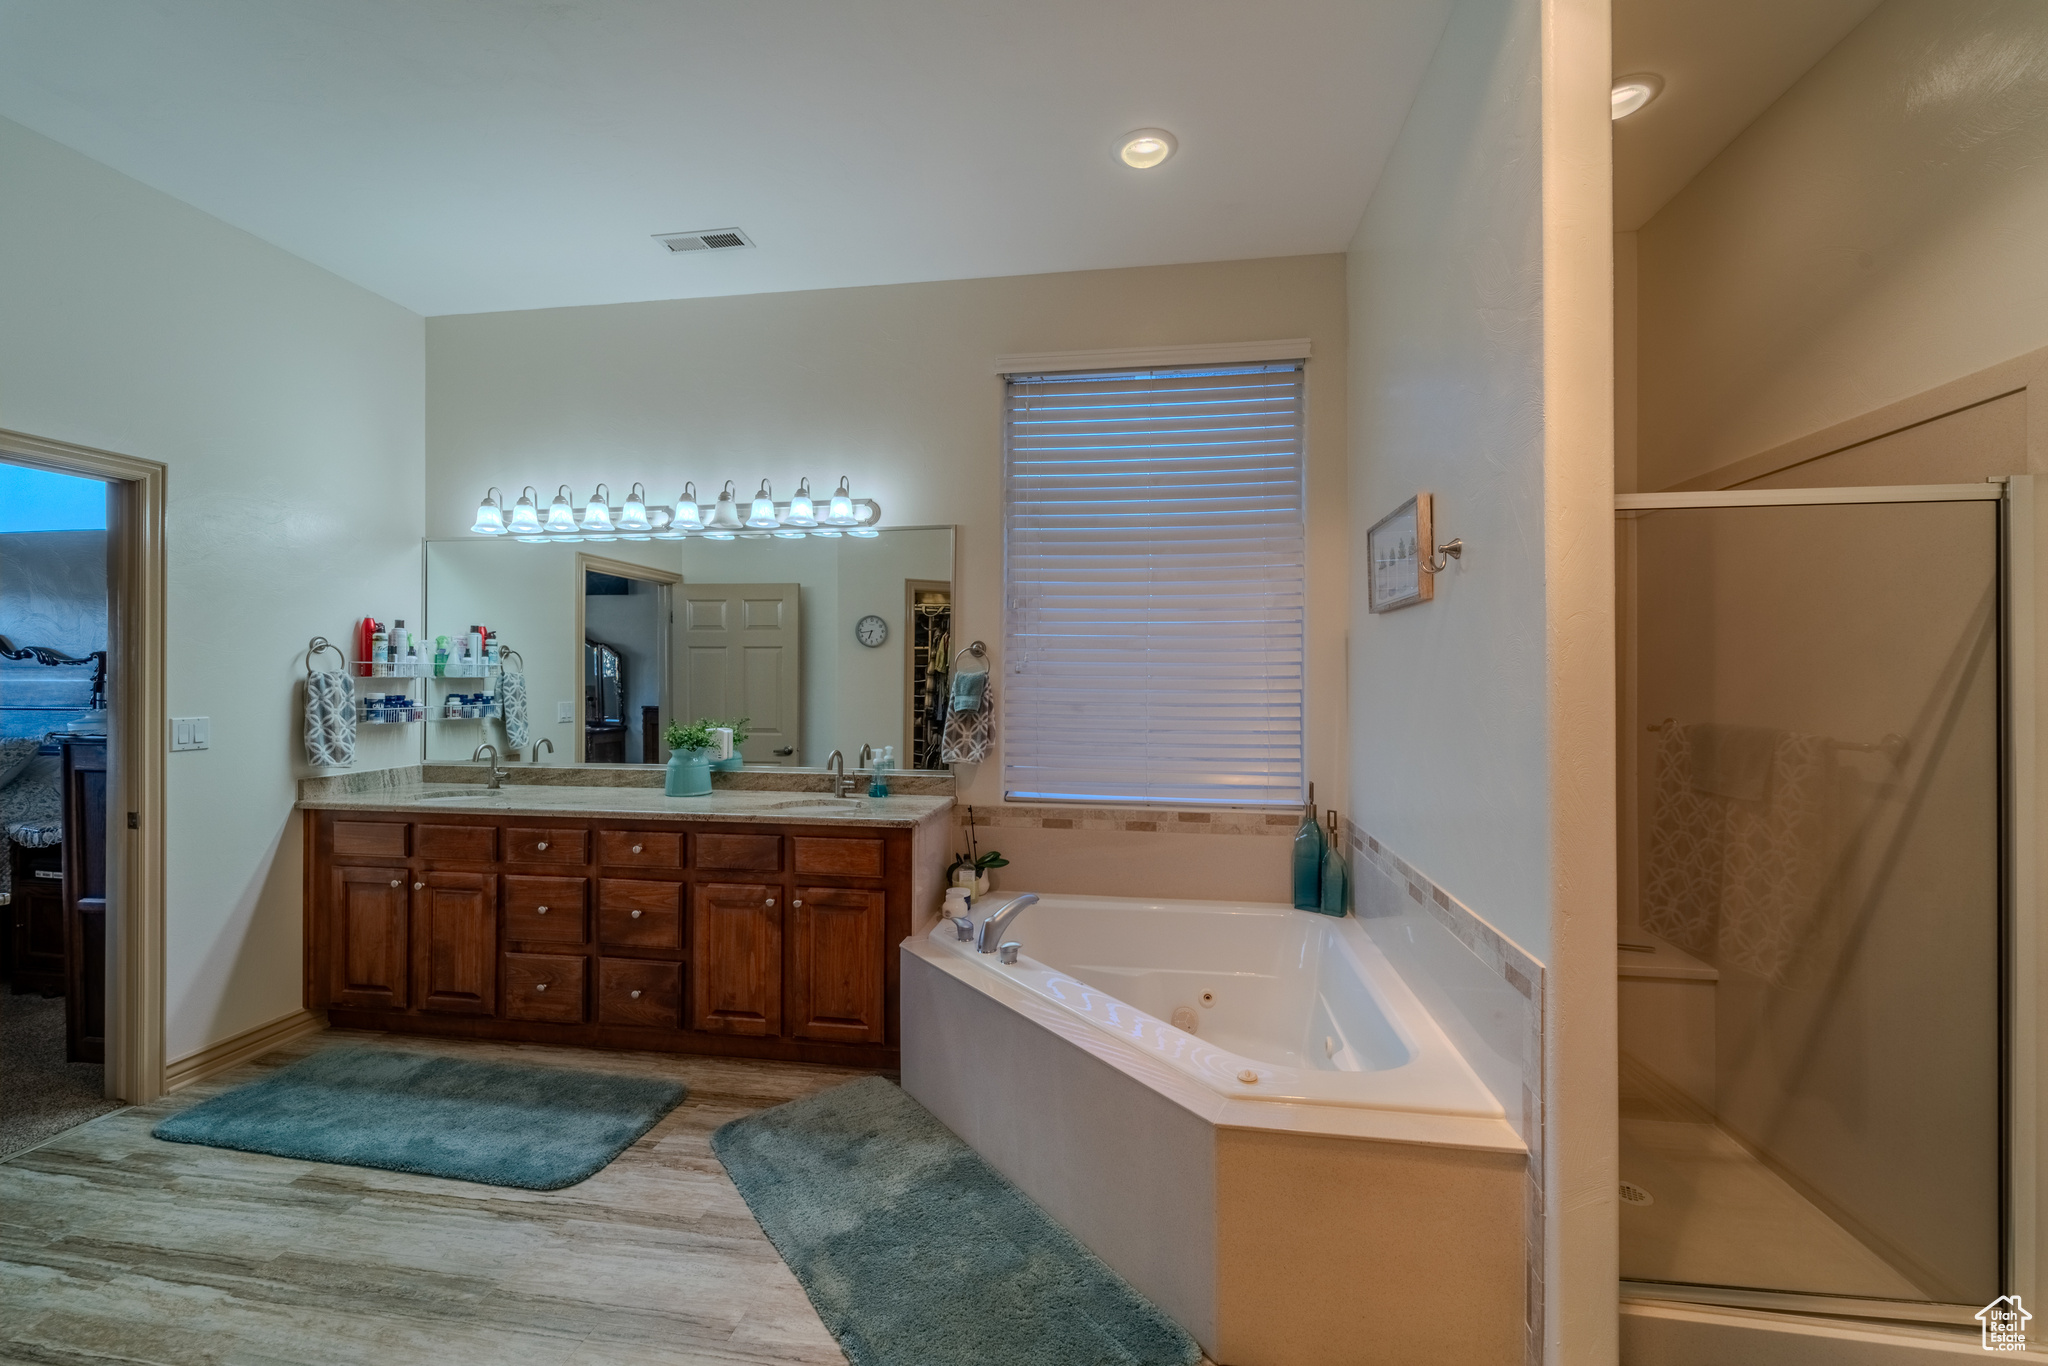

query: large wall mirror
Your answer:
[423,528,955,771]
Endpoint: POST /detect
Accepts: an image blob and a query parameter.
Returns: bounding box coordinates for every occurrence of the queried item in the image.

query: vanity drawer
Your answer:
[598,958,681,1028]
[598,879,683,949]
[507,828,588,865]
[503,953,586,1023]
[505,876,587,944]
[333,820,408,859]
[416,823,497,863]
[791,836,884,879]
[599,830,683,868]
[696,833,782,872]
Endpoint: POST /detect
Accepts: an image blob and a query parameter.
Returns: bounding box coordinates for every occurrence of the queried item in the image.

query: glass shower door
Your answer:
[1617,487,2006,1313]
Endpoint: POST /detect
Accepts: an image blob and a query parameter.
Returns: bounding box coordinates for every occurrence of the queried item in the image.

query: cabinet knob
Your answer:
[389,879,402,888]
[536,841,549,851]
[630,909,642,919]
[536,906,548,915]
[535,982,548,992]
[766,897,777,908]
[414,882,425,890]
[630,989,642,999]
[631,844,643,854]
[792,898,803,908]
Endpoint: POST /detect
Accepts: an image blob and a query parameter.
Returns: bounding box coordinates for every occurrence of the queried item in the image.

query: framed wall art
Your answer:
[1367,493,1436,613]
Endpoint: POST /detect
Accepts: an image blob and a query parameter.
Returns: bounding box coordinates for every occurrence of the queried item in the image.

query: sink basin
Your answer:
[768,798,871,813]
[416,788,508,801]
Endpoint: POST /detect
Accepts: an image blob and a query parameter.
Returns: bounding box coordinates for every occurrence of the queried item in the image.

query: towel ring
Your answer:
[500,646,524,668]
[306,636,346,676]
[956,640,990,674]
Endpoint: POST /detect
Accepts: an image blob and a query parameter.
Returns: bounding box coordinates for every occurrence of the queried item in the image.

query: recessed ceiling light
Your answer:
[1611,74,1663,121]
[1116,128,1177,170]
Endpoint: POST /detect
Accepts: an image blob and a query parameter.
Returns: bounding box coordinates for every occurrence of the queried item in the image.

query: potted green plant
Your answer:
[708,716,750,772]
[663,719,719,797]
[950,812,1009,894]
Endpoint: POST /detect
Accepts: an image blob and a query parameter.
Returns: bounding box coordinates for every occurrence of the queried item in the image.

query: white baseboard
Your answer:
[163,1009,327,1092]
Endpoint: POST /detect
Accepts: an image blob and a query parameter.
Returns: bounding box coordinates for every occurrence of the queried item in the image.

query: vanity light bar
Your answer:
[473,479,883,542]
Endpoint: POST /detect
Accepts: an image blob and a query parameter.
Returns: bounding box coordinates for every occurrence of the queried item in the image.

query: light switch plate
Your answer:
[170,716,210,751]
[557,701,574,723]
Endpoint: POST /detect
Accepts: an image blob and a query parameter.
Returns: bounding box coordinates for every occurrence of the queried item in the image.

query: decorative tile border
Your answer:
[958,802,1300,837]
[1343,815,1547,1366]
[303,764,955,799]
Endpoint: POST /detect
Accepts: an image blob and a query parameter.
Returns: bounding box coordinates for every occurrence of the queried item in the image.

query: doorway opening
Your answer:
[579,559,675,763]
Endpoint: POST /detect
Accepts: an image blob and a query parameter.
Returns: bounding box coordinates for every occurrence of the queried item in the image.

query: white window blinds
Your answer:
[1002,361,1306,806]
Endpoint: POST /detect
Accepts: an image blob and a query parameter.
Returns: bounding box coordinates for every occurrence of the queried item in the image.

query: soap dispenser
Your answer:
[1319,808,1350,917]
[1292,783,1327,911]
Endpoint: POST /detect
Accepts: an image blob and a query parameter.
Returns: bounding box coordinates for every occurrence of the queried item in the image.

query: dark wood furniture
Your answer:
[585,724,626,763]
[640,706,661,764]
[62,738,107,1063]
[5,841,66,997]
[304,809,917,1066]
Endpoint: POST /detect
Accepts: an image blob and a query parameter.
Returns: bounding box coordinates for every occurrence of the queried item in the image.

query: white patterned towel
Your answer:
[500,668,530,753]
[940,673,993,764]
[305,671,356,767]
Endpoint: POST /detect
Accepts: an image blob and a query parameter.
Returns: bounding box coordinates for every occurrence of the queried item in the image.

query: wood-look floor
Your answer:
[0,1030,874,1365]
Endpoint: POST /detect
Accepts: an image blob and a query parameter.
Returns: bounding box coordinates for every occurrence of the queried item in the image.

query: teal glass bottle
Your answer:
[1292,782,1326,910]
[1319,808,1349,917]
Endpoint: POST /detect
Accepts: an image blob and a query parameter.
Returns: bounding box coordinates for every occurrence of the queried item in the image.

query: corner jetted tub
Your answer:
[901,894,1528,1366]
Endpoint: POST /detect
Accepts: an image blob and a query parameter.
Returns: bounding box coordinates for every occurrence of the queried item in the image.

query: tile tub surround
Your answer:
[954,802,1298,904]
[1343,816,1548,1366]
[903,946,1527,1366]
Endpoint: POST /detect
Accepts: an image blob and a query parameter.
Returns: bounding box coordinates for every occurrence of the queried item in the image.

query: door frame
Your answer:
[574,553,679,763]
[0,426,168,1104]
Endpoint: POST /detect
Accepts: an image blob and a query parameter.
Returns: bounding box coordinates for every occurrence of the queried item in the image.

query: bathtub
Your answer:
[903,894,1528,1366]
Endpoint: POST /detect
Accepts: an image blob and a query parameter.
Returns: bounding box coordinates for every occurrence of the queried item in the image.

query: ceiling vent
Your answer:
[654,227,755,254]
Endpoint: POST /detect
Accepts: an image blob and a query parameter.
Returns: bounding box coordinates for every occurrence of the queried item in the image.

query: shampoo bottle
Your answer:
[1320,808,1349,917]
[1291,782,1326,910]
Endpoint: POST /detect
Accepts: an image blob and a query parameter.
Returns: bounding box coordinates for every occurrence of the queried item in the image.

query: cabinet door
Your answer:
[690,882,781,1036]
[329,865,410,1011]
[789,887,886,1043]
[413,871,498,1016]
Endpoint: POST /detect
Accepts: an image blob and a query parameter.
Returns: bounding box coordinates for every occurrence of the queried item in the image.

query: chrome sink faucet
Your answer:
[826,749,854,799]
[472,743,509,791]
[529,737,553,764]
[976,893,1039,954]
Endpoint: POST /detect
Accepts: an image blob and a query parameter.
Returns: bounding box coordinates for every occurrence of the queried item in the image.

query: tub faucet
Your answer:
[976,893,1039,954]
[826,749,853,798]
[529,737,553,764]
[472,743,508,791]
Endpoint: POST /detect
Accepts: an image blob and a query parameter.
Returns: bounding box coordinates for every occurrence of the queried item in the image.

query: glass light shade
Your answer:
[784,479,818,527]
[620,534,651,541]
[581,484,614,533]
[826,476,857,526]
[617,483,651,532]
[673,485,704,532]
[470,490,506,535]
[746,480,780,528]
[848,527,880,538]
[506,487,543,535]
[545,486,579,534]
[772,529,808,540]
[701,529,736,541]
[709,482,744,531]
[809,528,843,538]
[516,534,551,544]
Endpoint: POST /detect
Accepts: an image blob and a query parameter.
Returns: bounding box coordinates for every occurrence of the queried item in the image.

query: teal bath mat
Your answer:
[712,1077,1202,1366]
[152,1047,684,1190]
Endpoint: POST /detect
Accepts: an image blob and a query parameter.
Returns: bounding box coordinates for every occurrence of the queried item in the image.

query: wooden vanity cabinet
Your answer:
[305,809,918,1067]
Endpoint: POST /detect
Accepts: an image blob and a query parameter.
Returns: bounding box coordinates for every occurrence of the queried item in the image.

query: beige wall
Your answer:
[425,256,1350,893]
[0,115,426,1063]
[1636,0,2048,491]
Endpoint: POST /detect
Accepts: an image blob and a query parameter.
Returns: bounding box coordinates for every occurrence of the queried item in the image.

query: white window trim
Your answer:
[994,338,1312,377]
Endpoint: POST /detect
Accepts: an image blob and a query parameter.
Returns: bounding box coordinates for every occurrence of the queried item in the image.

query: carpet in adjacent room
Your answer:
[0,983,120,1160]
[152,1046,684,1189]
[713,1075,1203,1366]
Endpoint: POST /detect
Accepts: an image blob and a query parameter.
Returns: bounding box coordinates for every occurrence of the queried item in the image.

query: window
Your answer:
[1002,361,1306,806]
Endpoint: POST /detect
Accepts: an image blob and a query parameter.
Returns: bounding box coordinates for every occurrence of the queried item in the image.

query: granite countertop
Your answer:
[297,781,952,828]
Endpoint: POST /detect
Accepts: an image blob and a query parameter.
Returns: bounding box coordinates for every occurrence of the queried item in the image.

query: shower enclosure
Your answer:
[1615,480,2032,1325]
